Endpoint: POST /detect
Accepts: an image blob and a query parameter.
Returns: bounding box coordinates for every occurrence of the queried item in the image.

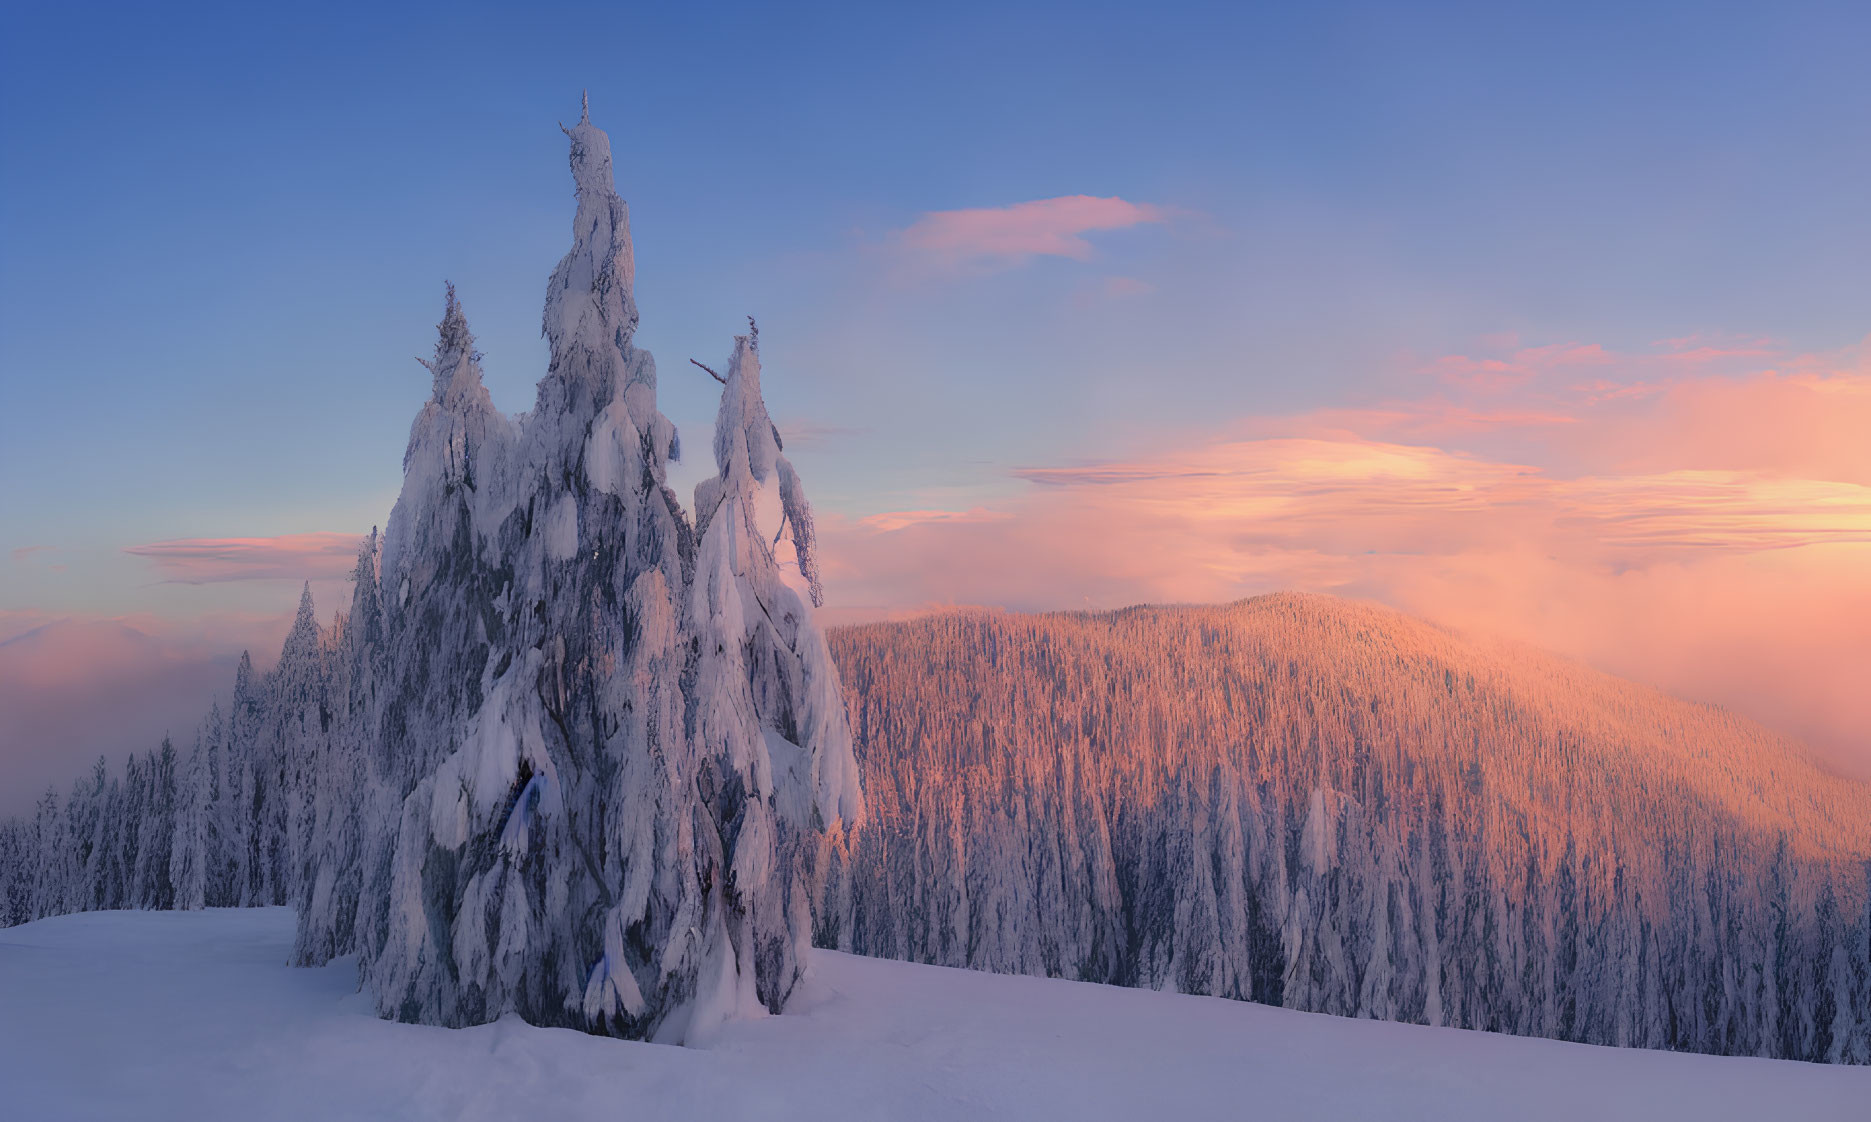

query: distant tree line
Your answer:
[0,592,323,928]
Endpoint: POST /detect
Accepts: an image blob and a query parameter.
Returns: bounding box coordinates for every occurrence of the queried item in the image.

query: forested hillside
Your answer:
[818,594,1871,1062]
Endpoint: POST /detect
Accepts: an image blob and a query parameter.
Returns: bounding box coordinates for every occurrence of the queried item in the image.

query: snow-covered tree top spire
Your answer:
[417,283,486,403]
[397,285,501,482]
[699,330,824,606]
[709,332,781,489]
[382,284,513,585]
[279,582,321,666]
[545,95,638,367]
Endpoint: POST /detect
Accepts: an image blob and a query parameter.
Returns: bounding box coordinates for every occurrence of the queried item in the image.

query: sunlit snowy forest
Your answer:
[818,596,1871,1062]
[3,110,1869,1066]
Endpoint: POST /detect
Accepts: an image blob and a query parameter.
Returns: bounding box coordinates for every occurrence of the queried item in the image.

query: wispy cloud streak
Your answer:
[125,532,362,584]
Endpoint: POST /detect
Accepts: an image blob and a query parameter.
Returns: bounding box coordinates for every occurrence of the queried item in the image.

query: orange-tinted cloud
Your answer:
[857,508,1012,533]
[1651,333,1778,365]
[835,438,1870,599]
[896,195,1166,271]
[1256,401,1582,442]
[125,532,362,584]
[820,340,1871,774]
[1427,341,1613,391]
[1562,369,1871,484]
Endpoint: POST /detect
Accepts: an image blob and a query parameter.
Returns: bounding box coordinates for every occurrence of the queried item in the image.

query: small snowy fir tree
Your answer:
[171,727,211,911]
[681,327,863,1033]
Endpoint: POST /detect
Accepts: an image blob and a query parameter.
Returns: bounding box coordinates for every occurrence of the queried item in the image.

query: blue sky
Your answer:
[2,1,1870,785]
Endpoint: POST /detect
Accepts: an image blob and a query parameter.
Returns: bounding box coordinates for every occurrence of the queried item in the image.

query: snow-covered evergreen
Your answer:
[680,328,864,1034]
[301,98,861,1040]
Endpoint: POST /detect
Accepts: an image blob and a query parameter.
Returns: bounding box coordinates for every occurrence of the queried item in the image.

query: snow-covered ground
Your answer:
[1,908,1863,1121]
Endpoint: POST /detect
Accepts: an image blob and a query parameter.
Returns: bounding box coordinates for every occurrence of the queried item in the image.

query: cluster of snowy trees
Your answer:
[0,102,861,1045]
[0,613,322,927]
[1,744,179,924]
[0,620,324,927]
[819,595,1871,1063]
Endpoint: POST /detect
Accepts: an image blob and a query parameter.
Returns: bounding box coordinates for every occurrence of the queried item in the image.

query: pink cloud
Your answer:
[1426,342,1611,391]
[1396,334,1871,483]
[819,350,1871,774]
[1514,342,1614,368]
[1422,334,1800,395]
[0,609,59,644]
[826,437,1558,613]
[1277,402,1582,441]
[1567,379,1664,406]
[856,508,1013,533]
[1363,544,1871,780]
[1659,345,1772,365]
[896,195,1166,270]
[0,609,301,816]
[1429,354,1532,390]
[1652,333,1778,364]
[1563,370,1871,484]
[125,532,363,584]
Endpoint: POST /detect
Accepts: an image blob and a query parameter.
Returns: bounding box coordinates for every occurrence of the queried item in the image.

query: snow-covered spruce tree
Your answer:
[197,701,242,908]
[130,738,178,910]
[226,652,261,906]
[266,585,332,914]
[291,532,382,966]
[680,329,864,1029]
[343,103,699,1035]
[28,787,68,921]
[170,723,211,911]
[288,99,858,1042]
[69,756,110,911]
[0,818,29,927]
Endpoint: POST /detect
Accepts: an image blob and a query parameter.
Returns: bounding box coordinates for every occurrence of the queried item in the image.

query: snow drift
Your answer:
[6,907,1866,1121]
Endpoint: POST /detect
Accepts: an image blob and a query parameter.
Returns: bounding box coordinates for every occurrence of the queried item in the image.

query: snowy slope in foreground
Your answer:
[1,909,1862,1121]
